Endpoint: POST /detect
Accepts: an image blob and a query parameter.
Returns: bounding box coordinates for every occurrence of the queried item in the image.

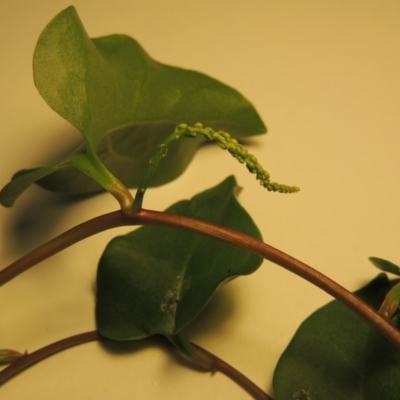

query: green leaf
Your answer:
[96,176,263,340]
[0,165,64,208]
[0,6,266,206]
[273,274,400,400]
[0,349,26,365]
[0,150,133,209]
[369,257,400,276]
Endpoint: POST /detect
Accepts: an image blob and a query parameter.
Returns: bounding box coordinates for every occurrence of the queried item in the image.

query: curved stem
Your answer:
[168,334,215,370]
[0,211,130,286]
[189,343,272,400]
[139,209,400,348]
[0,331,272,400]
[166,334,271,400]
[69,151,134,211]
[132,123,299,210]
[0,331,100,385]
[1,208,400,349]
[133,128,182,210]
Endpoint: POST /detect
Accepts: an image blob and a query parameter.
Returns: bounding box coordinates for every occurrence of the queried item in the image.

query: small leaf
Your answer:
[378,281,400,318]
[96,176,263,340]
[1,6,266,206]
[273,274,400,400]
[0,165,64,207]
[0,349,26,365]
[0,151,132,208]
[369,257,400,276]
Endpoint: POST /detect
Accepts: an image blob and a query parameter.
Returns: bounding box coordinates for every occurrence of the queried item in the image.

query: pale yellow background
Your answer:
[1,1,400,398]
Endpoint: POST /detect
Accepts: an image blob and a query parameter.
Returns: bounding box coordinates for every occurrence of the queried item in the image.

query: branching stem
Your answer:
[1,208,400,350]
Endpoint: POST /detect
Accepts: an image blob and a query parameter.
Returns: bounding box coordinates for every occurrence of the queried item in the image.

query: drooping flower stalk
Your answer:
[133,123,299,210]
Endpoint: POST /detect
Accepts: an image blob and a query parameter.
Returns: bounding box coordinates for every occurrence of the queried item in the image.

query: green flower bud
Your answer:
[0,349,26,364]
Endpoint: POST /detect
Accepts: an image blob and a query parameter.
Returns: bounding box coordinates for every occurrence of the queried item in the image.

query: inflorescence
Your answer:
[174,123,299,194]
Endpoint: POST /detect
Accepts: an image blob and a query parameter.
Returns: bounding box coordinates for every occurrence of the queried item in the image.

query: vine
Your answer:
[1,6,400,399]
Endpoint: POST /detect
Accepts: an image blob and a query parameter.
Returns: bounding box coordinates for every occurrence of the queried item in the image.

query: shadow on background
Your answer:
[1,131,97,258]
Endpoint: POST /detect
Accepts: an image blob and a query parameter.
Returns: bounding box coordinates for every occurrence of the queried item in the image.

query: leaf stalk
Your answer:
[69,150,134,211]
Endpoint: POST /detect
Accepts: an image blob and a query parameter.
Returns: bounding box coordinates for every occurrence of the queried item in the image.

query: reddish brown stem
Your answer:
[190,342,272,400]
[0,211,130,286]
[0,331,100,385]
[1,208,400,349]
[0,331,272,399]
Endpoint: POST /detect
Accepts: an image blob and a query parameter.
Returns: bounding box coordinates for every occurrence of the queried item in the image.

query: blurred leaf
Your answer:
[0,165,64,208]
[369,257,400,277]
[0,6,266,206]
[0,349,26,365]
[378,281,400,318]
[369,257,400,318]
[273,274,400,400]
[96,176,263,339]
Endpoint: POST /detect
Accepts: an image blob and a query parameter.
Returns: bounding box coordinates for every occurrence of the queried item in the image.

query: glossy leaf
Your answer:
[0,6,266,206]
[96,176,263,340]
[273,274,400,400]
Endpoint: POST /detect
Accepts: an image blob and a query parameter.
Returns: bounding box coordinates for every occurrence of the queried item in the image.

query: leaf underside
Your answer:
[0,6,266,206]
[96,176,263,340]
[273,274,400,400]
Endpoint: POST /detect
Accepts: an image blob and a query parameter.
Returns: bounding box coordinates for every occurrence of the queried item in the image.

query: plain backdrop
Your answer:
[1,1,400,398]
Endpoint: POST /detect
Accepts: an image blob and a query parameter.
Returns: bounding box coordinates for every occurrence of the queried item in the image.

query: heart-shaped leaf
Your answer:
[273,274,400,400]
[0,6,266,206]
[96,176,263,340]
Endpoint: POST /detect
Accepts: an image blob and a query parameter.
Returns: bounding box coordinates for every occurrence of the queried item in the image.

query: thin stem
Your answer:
[0,211,131,286]
[0,331,272,399]
[0,331,100,385]
[1,208,400,349]
[190,343,272,400]
[167,334,215,370]
[133,130,181,210]
[166,334,271,400]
